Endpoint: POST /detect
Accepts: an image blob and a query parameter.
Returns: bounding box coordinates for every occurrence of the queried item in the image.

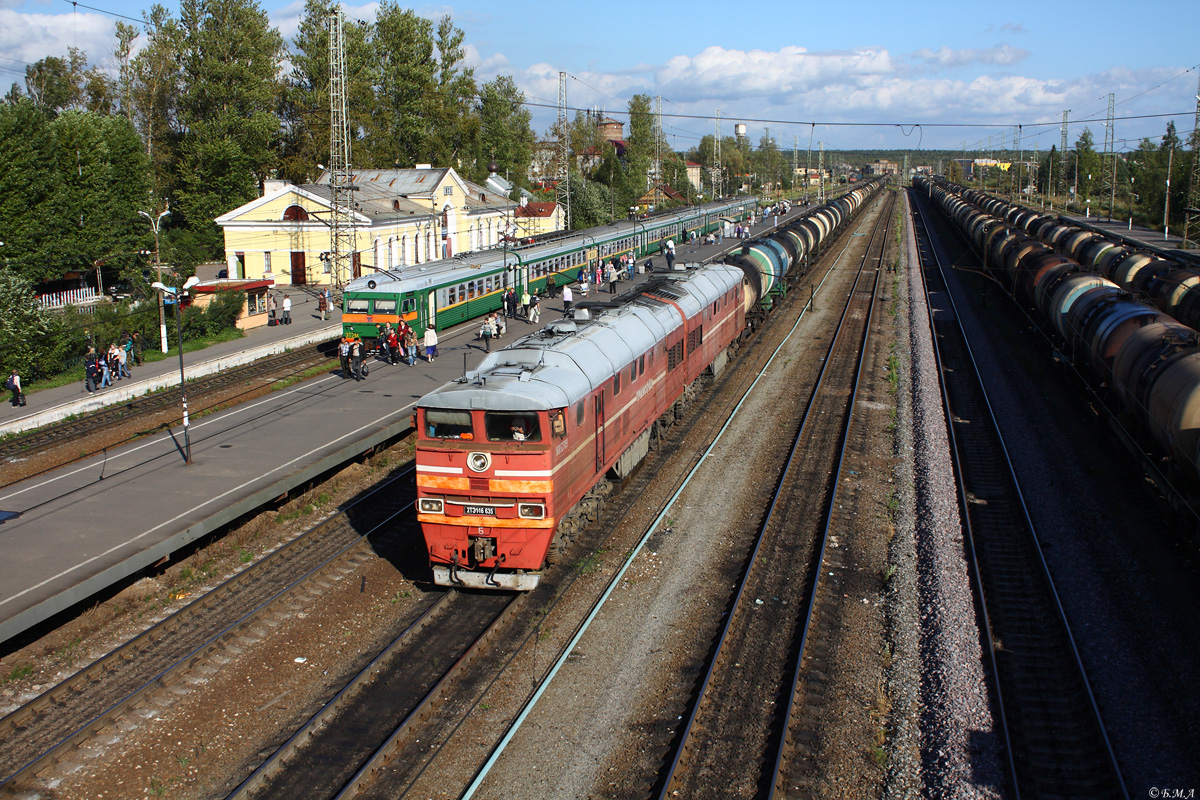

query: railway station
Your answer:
[2,4,1199,793]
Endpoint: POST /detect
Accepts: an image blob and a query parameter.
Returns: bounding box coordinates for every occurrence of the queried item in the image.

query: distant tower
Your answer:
[1059,110,1070,204]
[818,141,825,204]
[653,95,663,188]
[714,110,723,198]
[1184,76,1200,249]
[1100,93,1116,220]
[555,71,571,230]
[328,6,354,287]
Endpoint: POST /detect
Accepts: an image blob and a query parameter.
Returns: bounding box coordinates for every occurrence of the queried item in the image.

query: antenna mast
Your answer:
[329,6,354,287]
[555,71,571,230]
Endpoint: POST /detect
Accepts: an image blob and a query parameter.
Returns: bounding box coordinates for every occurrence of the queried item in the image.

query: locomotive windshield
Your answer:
[347,298,369,314]
[424,409,474,439]
[485,412,541,442]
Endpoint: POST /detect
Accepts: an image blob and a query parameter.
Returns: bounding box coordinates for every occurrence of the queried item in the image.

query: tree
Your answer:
[127,5,183,203]
[24,49,88,116]
[174,0,285,261]
[0,270,69,380]
[474,75,534,187]
[428,15,477,170]
[625,94,654,195]
[280,0,375,184]
[1072,128,1100,205]
[367,3,435,168]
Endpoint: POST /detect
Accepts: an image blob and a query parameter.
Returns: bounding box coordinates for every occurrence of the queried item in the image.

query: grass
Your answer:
[239,548,254,564]
[880,564,896,588]
[2,664,33,684]
[886,354,901,393]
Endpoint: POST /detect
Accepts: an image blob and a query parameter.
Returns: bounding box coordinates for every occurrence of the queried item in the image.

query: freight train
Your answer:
[411,179,884,589]
[338,197,758,348]
[915,176,1200,486]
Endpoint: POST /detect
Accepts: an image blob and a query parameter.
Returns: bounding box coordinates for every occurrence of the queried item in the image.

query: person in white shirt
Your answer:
[562,284,574,314]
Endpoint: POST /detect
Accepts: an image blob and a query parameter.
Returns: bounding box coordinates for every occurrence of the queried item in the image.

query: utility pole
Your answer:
[556,71,570,230]
[818,141,825,204]
[653,95,663,189]
[1060,110,1070,207]
[329,7,354,287]
[1163,141,1174,240]
[138,208,170,353]
[806,125,814,204]
[714,110,722,198]
[1101,93,1116,221]
[792,135,798,196]
[1183,75,1200,248]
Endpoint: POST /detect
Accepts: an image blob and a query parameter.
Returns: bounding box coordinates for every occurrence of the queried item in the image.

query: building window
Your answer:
[263,252,272,273]
[444,185,453,196]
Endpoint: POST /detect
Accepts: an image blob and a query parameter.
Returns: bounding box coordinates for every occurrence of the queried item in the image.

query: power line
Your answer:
[58,0,143,25]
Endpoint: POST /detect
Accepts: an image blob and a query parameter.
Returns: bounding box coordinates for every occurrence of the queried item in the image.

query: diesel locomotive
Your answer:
[412,180,885,589]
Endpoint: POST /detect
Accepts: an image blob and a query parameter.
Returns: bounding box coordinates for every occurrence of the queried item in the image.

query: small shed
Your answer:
[191,278,276,330]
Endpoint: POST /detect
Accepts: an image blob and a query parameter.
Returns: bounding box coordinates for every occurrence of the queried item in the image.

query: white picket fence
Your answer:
[37,287,99,309]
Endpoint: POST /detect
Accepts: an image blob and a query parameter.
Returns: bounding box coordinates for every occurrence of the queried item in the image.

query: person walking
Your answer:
[547,274,557,298]
[84,348,99,393]
[665,239,676,270]
[607,262,618,294]
[99,353,112,388]
[423,325,438,362]
[521,288,531,320]
[268,293,277,326]
[562,284,573,314]
[480,314,495,352]
[349,335,363,379]
[387,326,400,365]
[117,340,130,379]
[132,331,143,365]
[7,369,24,407]
[282,294,292,325]
[318,290,327,321]
[403,325,417,366]
[338,336,351,378]
[529,294,540,325]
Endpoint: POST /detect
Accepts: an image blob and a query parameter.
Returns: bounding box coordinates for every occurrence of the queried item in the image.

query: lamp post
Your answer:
[152,276,199,465]
[139,209,171,353]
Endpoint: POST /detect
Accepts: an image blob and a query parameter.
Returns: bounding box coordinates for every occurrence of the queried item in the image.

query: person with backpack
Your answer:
[6,369,24,407]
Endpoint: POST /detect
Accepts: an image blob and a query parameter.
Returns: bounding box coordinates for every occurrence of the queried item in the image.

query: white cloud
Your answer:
[911,44,1029,69]
[0,9,117,75]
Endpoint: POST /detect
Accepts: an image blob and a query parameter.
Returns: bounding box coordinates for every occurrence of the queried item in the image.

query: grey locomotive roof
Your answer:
[418,264,743,412]
[341,249,517,295]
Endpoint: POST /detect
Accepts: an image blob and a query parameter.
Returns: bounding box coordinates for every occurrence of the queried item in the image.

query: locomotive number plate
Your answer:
[464,504,496,516]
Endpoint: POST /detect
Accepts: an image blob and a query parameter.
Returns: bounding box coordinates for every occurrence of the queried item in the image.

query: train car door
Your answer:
[594,393,606,474]
[426,291,437,330]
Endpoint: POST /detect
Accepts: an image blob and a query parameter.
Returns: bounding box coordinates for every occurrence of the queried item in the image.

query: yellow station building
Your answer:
[216,166,562,287]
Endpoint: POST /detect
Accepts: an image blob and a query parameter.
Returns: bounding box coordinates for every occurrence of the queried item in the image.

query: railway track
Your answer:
[910,189,1128,799]
[0,341,338,476]
[0,461,416,796]
[652,192,890,799]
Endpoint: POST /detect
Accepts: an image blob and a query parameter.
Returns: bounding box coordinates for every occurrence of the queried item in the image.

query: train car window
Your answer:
[639,354,645,374]
[467,283,476,300]
[374,299,397,314]
[424,409,474,439]
[448,286,457,304]
[576,401,585,426]
[485,412,541,442]
[613,373,621,395]
[485,276,493,292]
[549,409,567,438]
[347,298,369,314]
[629,362,636,383]
[401,298,416,313]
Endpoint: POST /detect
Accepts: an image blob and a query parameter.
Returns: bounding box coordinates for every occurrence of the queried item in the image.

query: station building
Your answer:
[215,166,562,287]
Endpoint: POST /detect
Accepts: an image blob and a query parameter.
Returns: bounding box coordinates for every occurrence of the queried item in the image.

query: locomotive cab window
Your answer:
[424,409,474,439]
[347,298,369,314]
[374,299,397,314]
[486,412,541,442]
[401,298,417,313]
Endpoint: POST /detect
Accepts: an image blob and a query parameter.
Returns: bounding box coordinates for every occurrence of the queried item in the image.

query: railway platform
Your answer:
[0,290,340,437]
[0,209,802,650]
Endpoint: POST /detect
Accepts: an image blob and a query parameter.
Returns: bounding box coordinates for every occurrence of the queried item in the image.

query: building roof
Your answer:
[515,201,558,219]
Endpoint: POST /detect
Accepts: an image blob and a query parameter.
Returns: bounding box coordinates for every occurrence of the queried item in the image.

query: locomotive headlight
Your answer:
[518,503,545,519]
[418,498,444,514]
[467,451,491,473]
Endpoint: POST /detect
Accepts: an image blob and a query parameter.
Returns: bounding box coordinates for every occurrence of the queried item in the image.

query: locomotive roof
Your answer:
[418,264,743,412]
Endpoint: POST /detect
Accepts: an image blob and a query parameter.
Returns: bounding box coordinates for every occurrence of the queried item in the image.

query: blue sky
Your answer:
[2,0,1197,155]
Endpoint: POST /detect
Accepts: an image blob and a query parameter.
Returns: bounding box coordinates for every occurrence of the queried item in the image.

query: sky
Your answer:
[1,0,1197,157]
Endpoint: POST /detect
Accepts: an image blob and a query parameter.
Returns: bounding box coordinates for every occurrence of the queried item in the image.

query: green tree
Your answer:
[0,270,76,380]
[428,15,477,170]
[625,94,654,196]
[474,75,534,187]
[128,5,183,203]
[174,0,285,261]
[1072,128,1100,206]
[24,49,88,116]
[280,0,374,184]
[368,3,435,168]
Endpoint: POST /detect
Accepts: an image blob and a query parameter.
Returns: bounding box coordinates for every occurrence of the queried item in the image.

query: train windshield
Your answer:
[485,412,541,442]
[347,298,369,314]
[424,409,474,439]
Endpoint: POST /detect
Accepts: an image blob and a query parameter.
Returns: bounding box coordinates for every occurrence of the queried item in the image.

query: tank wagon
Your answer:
[412,180,885,589]
[339,196,757,348]
[917,176,1200,485]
